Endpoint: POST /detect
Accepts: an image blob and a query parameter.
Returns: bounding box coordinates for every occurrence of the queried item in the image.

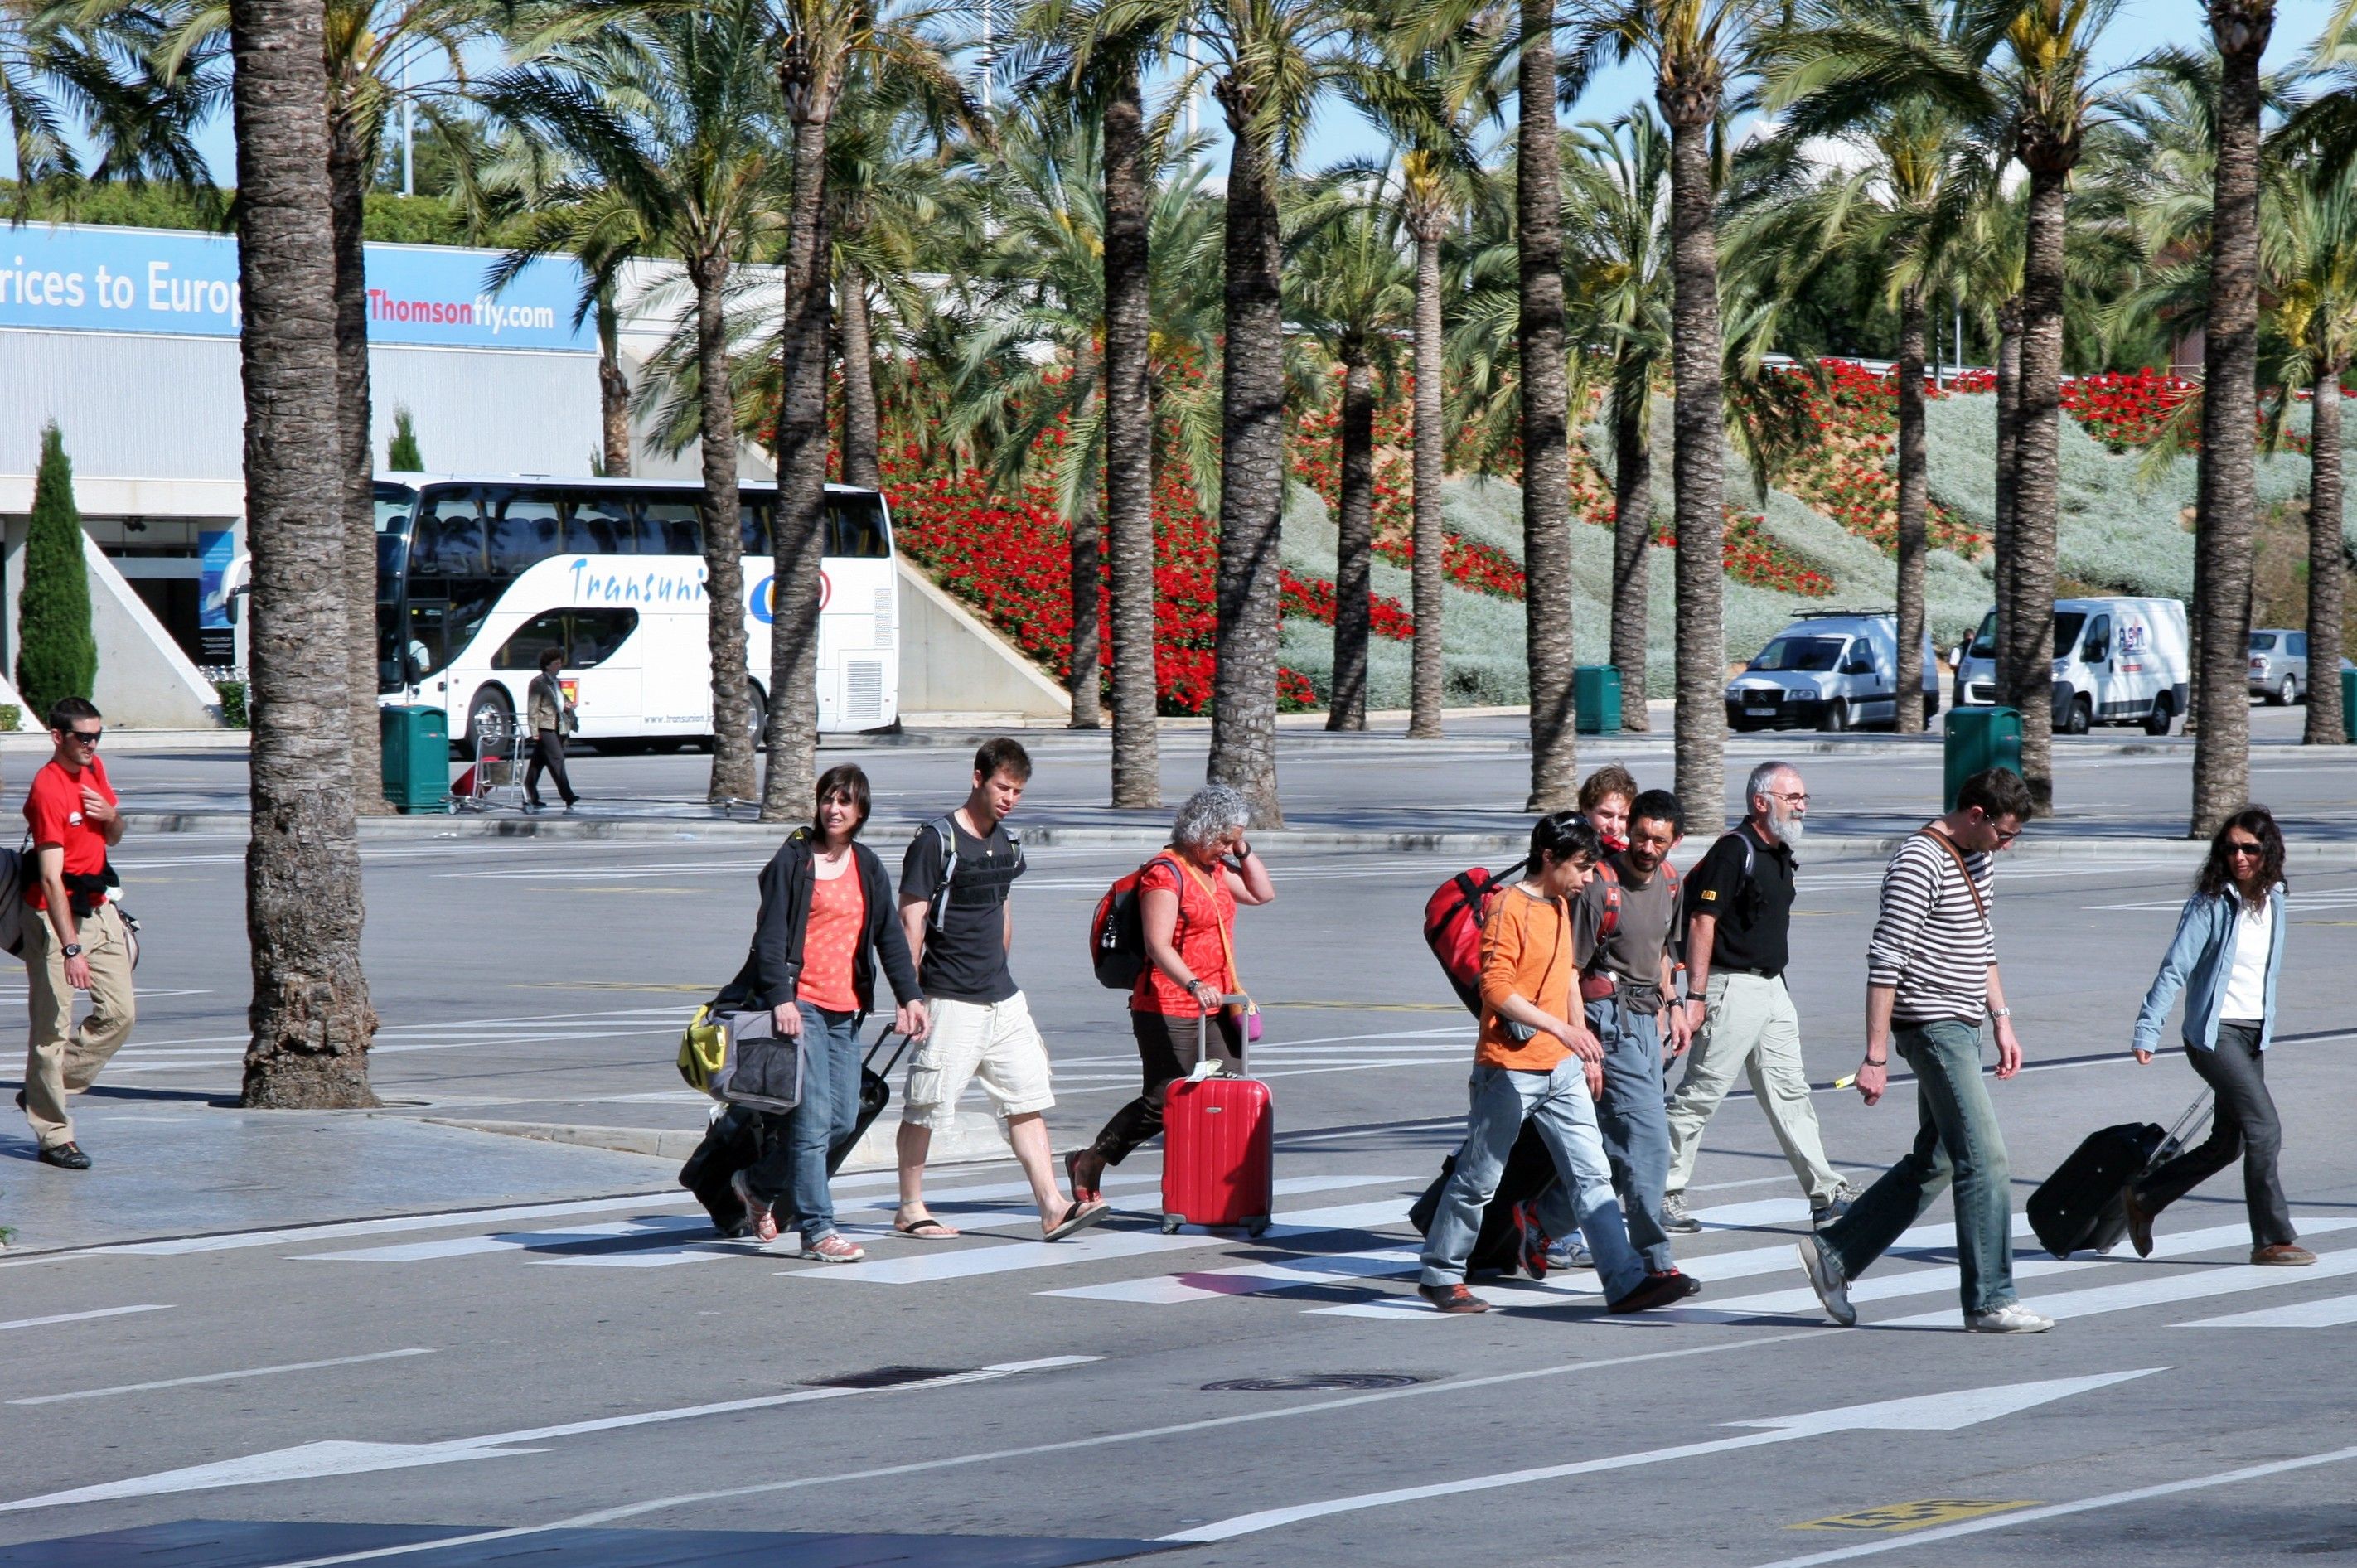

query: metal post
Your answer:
[400,52,414,196]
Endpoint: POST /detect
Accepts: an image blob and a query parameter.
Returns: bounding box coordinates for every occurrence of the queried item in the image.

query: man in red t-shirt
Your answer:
[18,697,133,1170]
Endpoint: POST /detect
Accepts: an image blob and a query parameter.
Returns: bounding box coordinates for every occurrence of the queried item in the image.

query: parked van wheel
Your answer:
[2063,695,2093,735]
[2144,694,2174,737]
[1818,699,1851,733]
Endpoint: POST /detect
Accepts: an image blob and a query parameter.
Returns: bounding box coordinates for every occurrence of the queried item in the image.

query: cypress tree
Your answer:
[386,405,423,471]
[15,423,98,720]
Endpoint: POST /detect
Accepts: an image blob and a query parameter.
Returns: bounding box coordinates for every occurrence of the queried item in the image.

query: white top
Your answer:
[2218,896,2272,1022]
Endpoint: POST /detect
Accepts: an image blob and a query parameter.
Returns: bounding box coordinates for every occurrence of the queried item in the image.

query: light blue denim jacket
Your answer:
[2131,887,2284,1055]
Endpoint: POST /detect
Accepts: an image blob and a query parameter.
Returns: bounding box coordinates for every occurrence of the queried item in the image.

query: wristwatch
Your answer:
[1988,1004,2012,1020]
[60,943,81,959]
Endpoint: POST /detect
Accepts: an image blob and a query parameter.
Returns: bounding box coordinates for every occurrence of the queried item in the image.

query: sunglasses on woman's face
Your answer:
[2226,841,2264,859]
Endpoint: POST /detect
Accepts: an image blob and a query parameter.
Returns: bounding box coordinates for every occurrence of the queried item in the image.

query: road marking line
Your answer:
[1877,1232,2357,1328]
[9,1348,437,1406]
[1740,1443,2357,1568]
[0,1304,170,1333]
[2175,1290,2357,1328]
[1790,1498,2039,1533]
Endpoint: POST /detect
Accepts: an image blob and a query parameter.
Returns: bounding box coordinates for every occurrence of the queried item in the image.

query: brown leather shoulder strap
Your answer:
[1916,827,1989,925]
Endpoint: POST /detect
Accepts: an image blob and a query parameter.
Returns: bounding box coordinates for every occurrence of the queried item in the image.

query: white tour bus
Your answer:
[374,474,899,752]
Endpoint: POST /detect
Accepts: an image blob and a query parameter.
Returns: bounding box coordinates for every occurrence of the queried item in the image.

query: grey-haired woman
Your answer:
[1067,785,1275,1202]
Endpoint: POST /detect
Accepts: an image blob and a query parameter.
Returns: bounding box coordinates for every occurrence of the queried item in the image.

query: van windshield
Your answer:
[1751,636,1846,673]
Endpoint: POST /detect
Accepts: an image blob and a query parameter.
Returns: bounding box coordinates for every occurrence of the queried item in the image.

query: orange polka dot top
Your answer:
[796,862,867,1014]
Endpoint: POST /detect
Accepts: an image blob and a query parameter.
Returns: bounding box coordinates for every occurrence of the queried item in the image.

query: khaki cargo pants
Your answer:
[22,900,137,1149]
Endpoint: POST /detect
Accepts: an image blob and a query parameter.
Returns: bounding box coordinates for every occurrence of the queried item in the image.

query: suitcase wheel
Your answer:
[1160,1214,1183,1236]
[1246,1216,1270,1239]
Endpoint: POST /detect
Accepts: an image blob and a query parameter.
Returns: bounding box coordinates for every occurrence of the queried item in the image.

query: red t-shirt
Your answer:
[24,755,114,912]
[1131,854,1238,1016]
[795,861,865,1014]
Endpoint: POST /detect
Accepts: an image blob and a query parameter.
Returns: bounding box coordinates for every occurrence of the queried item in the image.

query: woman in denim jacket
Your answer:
[2124,806,2311,1266]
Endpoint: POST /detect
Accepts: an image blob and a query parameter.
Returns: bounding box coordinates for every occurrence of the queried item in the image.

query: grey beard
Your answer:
[1772,808,1806,844]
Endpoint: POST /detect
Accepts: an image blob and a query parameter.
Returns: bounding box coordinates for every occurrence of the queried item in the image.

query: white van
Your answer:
[1950,597,2188,736]
[1724,610,1939,732]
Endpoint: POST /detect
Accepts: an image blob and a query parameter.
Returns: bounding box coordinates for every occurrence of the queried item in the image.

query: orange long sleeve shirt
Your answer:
[1475,883,1588,1070]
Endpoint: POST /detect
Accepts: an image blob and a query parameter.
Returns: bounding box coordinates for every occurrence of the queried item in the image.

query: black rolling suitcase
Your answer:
[2028,1090,2212,1259]
[1407,1124,1560,1275]
[677,1027,915,1237]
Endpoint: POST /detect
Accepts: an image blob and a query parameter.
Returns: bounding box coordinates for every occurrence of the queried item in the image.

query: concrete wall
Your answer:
[81,533,222,726]
[895,561,1071,722]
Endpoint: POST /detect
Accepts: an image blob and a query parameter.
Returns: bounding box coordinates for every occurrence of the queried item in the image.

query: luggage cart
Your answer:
[460,710,531,812]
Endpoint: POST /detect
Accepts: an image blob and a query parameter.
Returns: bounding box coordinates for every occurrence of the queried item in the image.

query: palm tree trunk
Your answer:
[692,254,754,806]
[1517,0,1577,811]
[1660,85,1725,832]
[2003,170,2067,811]
[1992,296,2021,697]
[598,288,632,477]
[1067,372,1104,729]
[1329,346,1375,732]
[233,0,377,1109]
[1209,93,1286,826]
[2306,366,2346,746]
[762,111,835,820]
[328,117,386,815]
[1894,285,1929,733]
[1408,224,1446,739]
[1102,63,1160,806]
[1609,357,1652,732]
[2190,0,2270,834]
[839,259,880,490]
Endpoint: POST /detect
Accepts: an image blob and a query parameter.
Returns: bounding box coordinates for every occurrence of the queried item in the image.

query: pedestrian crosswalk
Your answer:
[81,1165,2357,1335]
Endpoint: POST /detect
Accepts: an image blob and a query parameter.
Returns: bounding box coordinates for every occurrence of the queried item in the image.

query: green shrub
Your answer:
[0,704,19,732]
[15,423,97,721]
[387,405,424,471]
[213,680,249,728]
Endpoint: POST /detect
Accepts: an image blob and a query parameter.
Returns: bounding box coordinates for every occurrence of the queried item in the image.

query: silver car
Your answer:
[2248,629,2308,705]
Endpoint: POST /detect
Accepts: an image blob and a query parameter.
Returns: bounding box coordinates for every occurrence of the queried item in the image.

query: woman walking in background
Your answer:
[1067,785,1275,1202]
[2124,805,2311,1266]
[732,764,927,1260]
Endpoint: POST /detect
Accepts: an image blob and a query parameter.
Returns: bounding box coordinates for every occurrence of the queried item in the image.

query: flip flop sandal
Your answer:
[1043,1199,1110,1242]
[893,1216,960,1239]
[1064,1150,1103,1205]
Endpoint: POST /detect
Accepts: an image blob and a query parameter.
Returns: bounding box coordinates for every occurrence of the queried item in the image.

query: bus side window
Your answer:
[741,501,770,557]
[640,501,701,555]
[420,505,485,577]
[826,495,888,558]
[569,609,641,666]
[487,489,564,576]
[492,610,570,670]
[565,500,626,554]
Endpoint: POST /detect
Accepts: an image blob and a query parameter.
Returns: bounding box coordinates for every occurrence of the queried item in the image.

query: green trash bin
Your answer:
[380,705,451,815]
[1943,705,2022,811]
[2343,667,2355,744]
[1574,665,1623,735]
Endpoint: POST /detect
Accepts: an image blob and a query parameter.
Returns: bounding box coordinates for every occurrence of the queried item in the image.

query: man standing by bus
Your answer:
[17,699,134,1170]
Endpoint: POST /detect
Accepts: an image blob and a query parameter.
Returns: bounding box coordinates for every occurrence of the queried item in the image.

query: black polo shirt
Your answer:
[1683,820,1796,979]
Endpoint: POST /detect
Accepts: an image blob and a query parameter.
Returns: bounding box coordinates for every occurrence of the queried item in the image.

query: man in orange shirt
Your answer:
[17,698,133,1170]
[1417,812,1701,1315]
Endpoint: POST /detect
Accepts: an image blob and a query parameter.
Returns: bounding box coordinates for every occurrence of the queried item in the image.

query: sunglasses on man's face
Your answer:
[60,728,101,747]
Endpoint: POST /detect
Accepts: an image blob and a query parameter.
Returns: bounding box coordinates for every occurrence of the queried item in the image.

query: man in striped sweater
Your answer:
[1796,767,2055,1334]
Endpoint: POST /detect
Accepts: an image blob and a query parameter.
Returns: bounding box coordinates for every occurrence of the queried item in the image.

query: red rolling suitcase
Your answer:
[1160,995,1273,1237]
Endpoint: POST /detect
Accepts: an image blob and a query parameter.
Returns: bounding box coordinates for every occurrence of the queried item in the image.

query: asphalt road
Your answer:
[3,818,2356,1566]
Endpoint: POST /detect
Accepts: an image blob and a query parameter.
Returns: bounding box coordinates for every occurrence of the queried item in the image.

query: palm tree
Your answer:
[760,0,970,825]
[1565,109,1672,733]
[2188,0,2274,837]
[230,0,379,1107]
[480,0,787,806]
[1288,175,1414,731]
[2258,169,2357,747]
[3,2,215,204]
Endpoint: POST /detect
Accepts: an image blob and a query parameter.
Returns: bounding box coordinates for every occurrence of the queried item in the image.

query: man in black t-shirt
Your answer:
[1659,761,1852,1233]
[891,738,1105,1242]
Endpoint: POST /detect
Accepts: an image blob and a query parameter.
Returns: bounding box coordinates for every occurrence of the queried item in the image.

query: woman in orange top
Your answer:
[1067,784,1275,1201]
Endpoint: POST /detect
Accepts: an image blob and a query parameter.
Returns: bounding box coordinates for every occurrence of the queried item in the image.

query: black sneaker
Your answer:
[1609,1270,1696,1314]
[38,1141,92,1171]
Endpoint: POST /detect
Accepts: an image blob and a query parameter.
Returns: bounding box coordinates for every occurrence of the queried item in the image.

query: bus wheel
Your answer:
[464,686,513,759]
[747,684,769,753]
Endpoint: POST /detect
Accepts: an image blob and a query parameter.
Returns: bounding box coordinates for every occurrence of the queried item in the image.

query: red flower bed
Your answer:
[1278,570,1416,639]
[2059,369,2197,452]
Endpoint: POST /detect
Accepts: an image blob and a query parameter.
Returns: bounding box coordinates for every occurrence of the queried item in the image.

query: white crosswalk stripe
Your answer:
[1876,1233,2357,1328]
[2176,1292,2357,1328]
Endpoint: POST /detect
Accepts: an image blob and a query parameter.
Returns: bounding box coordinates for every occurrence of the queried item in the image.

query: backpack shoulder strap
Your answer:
[926,815,958,932]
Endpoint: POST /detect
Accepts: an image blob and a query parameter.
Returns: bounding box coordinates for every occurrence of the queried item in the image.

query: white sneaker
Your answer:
[1965,1302,2055,1333]
[1546,1235,1593,1270]
[1796,1237,1856,1326]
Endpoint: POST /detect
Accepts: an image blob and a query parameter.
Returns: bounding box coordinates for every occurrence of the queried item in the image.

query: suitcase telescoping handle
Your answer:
[1191,994,1252,1081]
[2146,1088,2215,1172]
[867,1024,916,1078]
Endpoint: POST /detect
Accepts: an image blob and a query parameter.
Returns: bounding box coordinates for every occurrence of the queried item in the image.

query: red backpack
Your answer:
[1422,860,1527,1017]
[1087,852,1183,990]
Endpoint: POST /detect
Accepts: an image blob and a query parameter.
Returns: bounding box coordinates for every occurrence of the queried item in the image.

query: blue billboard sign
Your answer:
[0,225,592,352]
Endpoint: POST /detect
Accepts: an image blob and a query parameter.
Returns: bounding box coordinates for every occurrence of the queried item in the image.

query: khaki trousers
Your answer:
[22,900,137,1149]
[1662,970,1841,1205]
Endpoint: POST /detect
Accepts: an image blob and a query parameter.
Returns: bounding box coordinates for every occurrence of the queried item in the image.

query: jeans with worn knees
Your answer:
[1817,1019,2016,1315]
[1532,999,1674,1270]
[744,1004,862,1242]
[1421,1060,1647,1300]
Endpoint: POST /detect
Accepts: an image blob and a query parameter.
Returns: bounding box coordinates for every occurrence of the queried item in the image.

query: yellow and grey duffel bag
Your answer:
[677,1003,805,1114]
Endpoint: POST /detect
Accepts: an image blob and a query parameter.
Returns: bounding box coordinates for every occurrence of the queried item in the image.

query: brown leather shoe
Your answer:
[1417,1282,1491,1314]
[2252,1243,2316,1266]
[2122,1186,2156,1259]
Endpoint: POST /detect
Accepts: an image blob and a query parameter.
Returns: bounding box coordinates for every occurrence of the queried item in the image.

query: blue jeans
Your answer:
[1532,999,1676,1271]
[1420,1059,1647,1301]
[746,1004,862,1243]
[1817,1019,2016,1315]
